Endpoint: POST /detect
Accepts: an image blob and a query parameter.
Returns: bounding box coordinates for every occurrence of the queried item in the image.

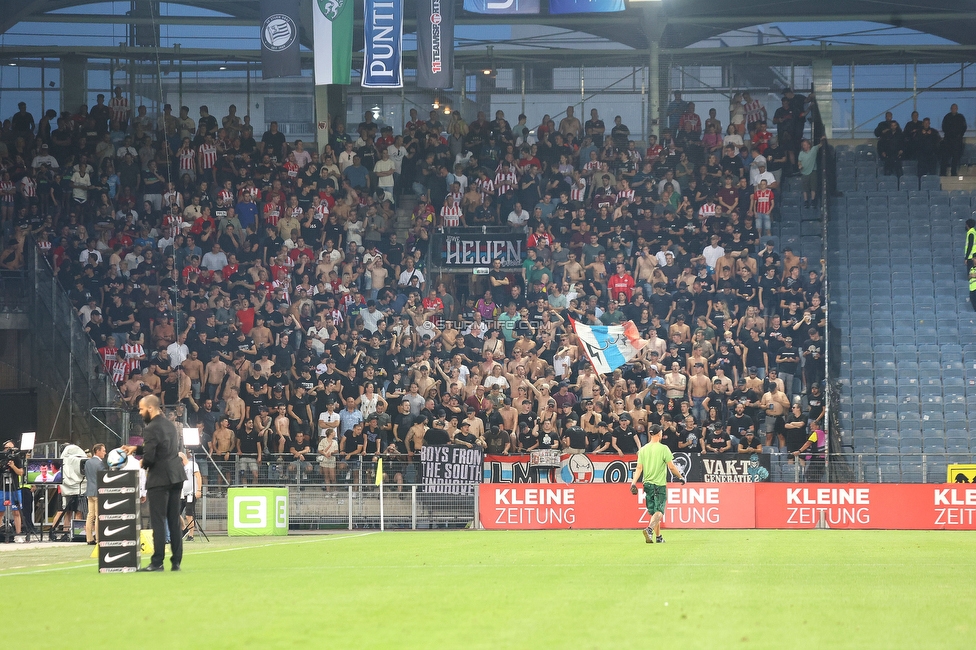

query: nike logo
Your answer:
[102,499,130,510]
[104,552,130,562]
[102,472,130,484]
[103,525,131,536]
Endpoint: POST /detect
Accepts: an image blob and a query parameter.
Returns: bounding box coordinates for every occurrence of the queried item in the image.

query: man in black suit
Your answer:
[123,395,186,571]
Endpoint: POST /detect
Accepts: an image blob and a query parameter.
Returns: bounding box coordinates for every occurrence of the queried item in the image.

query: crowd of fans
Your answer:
[2,85,830,484]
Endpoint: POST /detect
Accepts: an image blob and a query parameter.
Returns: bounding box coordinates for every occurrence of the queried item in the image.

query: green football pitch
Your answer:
[3,529,974,649]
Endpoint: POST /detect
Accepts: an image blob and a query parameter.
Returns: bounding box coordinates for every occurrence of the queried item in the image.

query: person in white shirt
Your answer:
[749,156,778,189]
[167,336,189,369]
[292,140,312,168]
[201,244,228,271]
[702,235,725,270]
[372,149,396,202]
[31,145,59,169]
[507,202,530,233]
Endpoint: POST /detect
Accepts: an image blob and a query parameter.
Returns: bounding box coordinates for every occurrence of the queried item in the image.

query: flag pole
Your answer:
[376,456,384,532]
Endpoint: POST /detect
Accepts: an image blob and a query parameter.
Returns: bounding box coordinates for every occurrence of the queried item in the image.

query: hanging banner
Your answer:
[430,231,526,269]
[484,452,771,484]
[421,445,483,494]
[362,0,404,88]
[260,0,301,79]
[416,0,454,89]
[314,0,354,85]
[463,0,540,14]
[548,0,624,14]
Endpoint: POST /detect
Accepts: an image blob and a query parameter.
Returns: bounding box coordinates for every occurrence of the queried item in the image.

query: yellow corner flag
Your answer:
[375,457,383,486]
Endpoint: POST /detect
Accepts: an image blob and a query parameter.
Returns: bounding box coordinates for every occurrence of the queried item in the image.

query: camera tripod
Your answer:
[0,471,24,544]
[181,452,210,542]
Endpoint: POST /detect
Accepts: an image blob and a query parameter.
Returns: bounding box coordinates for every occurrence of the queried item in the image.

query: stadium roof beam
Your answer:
[666,13,976,25]
[3,43,976,67]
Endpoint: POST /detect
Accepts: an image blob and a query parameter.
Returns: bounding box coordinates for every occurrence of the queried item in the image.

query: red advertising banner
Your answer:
[479,483,976,530]
[479,483,756,530]
[755,483,976,530]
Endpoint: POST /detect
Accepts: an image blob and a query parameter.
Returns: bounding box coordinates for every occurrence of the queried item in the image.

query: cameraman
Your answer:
[2,440,24,540]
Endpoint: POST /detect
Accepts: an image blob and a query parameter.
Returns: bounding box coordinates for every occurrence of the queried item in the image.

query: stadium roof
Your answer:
[1,0,976,66]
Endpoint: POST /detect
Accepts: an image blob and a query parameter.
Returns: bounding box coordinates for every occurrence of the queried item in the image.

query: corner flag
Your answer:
[375,457,383,486]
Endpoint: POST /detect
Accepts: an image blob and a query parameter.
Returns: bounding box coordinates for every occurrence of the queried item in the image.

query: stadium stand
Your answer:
[4,93,833,483]
[833,134,976,483]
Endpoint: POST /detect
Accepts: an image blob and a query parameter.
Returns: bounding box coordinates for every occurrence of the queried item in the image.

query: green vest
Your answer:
[969,268,976,292]
[967,227,976,259]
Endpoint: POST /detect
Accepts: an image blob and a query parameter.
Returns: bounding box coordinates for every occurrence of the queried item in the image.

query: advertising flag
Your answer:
[260,0,301,79]
[548,0,624,14]
[314,0,354,85]
[362,0,404,88]
[462,0,540,14]
[416,0,455,89]
[570,318,647,375]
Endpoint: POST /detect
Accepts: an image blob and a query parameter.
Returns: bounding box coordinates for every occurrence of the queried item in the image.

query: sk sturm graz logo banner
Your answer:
[261,0,301,78]
[314,0,354,85]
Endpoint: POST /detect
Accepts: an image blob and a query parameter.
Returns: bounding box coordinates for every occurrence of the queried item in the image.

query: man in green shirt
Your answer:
[630,425,686,543]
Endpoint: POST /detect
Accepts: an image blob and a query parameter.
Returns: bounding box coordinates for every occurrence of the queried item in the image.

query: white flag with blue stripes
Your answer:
[570,318,648,375]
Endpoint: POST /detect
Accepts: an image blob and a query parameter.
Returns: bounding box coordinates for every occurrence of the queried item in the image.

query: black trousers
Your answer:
[147,483,183,568]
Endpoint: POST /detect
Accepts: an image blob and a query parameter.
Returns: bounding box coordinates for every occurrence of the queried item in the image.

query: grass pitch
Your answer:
[3,529,974,649]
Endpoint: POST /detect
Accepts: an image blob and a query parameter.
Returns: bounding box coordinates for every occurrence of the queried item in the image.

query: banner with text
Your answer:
[480,483,976,530]
[548,0,625,14]
[416,0,454,89]
[463,0,540,14]
[422,445,483,494]
[480,483,757,529]
[362,0,403,88]
[261,0,301,79]
[431,232,526,269]
[483,452,771,484]
[755,483,976,530]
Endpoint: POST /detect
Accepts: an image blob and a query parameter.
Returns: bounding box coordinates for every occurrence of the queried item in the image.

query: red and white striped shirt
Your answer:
[698,202,716,219]
[199,144,217,170]
[314,203,330,219]
[121,343,145,376]
[178,148,195,171]
[448,190,463,205]
[218,188,234,204]
[477,178,495,197]
[617,189,635,204]
[109,96,129,123]
[283,161,299,178]
[582,160,602,176]
[19,177,36,198]
[743,100,767,124]
[0,180,14,203]
[440,203,463,228]
[570,179,587,202]
[163,212,184,230]
[264,203,281,227]
[753,189,773,213]
[494,170,518,196]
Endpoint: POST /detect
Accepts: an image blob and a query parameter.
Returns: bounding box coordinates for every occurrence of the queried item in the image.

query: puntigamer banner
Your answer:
[362,0,403,88]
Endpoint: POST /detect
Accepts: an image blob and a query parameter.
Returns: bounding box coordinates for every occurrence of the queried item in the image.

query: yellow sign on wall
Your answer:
[947,464,976,483]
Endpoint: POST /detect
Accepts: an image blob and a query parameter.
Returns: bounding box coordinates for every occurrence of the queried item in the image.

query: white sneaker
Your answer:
[14,535,26,543]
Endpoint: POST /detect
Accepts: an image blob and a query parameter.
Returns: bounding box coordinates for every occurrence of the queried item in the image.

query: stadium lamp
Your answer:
[432,99,440,110]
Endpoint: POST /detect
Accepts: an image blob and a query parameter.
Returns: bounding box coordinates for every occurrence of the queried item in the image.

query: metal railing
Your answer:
[195,482,477,533]
[826,452,976,484]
